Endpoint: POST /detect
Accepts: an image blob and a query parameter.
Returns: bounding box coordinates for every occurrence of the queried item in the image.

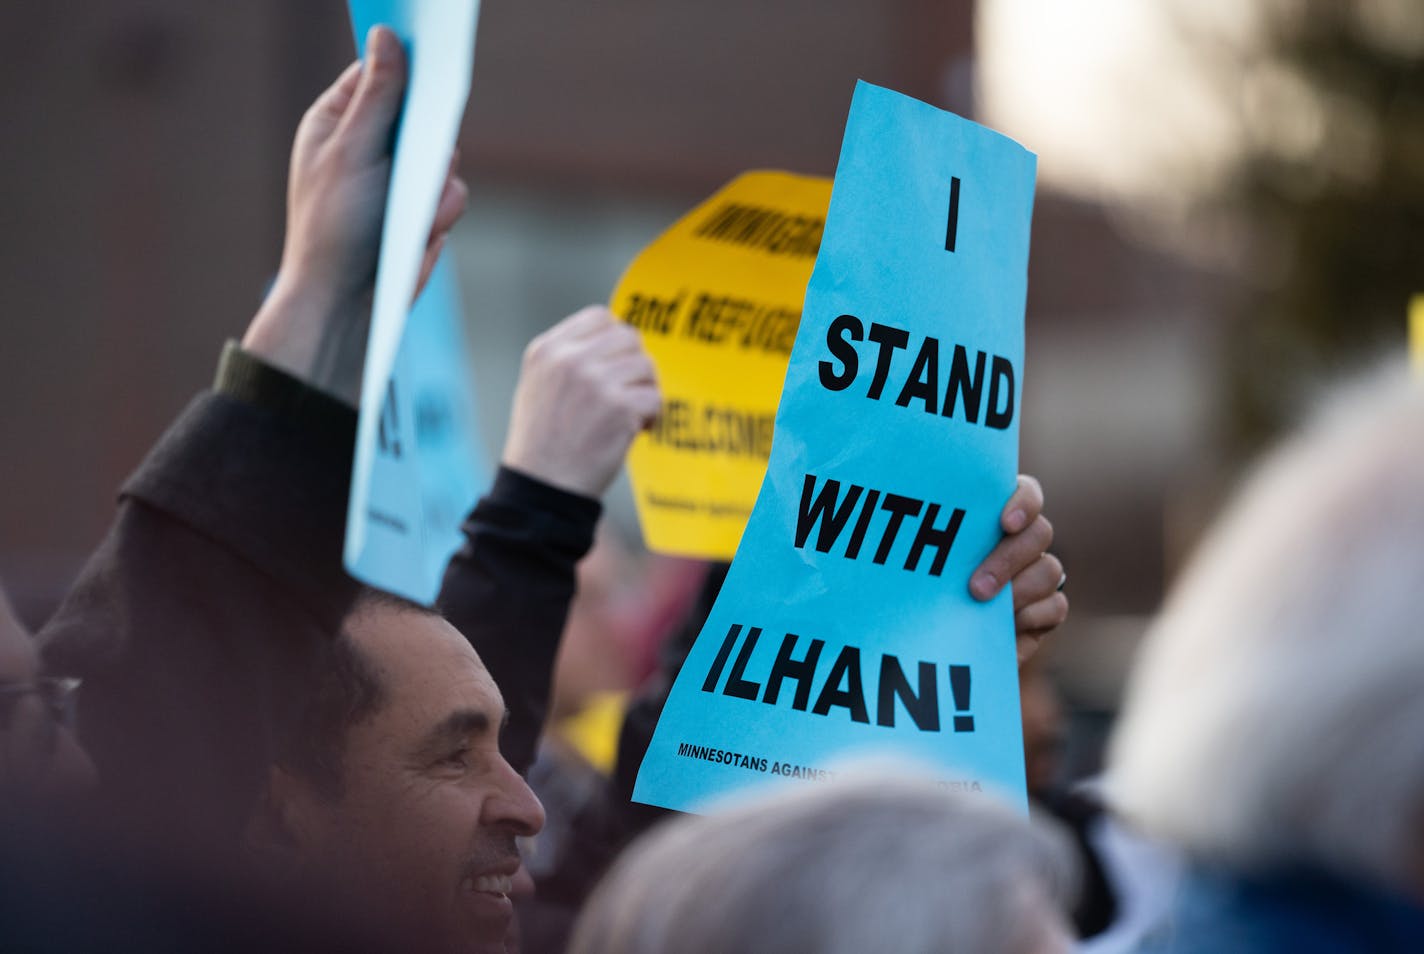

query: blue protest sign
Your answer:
[345,256,491,604]
[632,81,1038,813]
[344,0,482,603]
[408,259,491,588]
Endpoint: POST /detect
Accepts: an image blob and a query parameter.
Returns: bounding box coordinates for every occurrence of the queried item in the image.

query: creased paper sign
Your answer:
[403,257,491,592]
[346,255,491,603]
[344,0,481,603]
[633,81,1038,814]
[1411,295,1424,377]
[612,172,833,560]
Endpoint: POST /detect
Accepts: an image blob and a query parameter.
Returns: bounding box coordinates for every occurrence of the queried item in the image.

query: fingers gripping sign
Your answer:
[239,12,486,608]
[503,307,662,500]
[340,2,482,603]
[967,475,1068,664]
[632,83,1041,815]
[243,29,469,406]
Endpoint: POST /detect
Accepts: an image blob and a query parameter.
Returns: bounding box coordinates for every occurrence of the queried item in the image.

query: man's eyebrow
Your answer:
[418,707,511,751]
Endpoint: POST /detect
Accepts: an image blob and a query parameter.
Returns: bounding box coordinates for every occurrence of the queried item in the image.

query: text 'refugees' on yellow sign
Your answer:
[611,171,833,559]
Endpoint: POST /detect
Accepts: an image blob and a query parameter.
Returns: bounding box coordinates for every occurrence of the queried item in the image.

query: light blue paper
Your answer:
[408,258,492,590]
[346,257,491,603]
[344,0,482,603]
[632,82,1038,813]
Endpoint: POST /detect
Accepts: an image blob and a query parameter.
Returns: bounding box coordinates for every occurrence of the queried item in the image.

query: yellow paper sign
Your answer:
[1411,296,1424,377]
[612,171,833,558]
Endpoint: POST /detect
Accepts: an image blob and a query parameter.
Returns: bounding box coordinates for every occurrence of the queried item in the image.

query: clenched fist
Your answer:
[502,307,661,498]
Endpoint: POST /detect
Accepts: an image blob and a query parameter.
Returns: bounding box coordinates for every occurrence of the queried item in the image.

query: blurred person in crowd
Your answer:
[0,584,92,803]
[1017,652,1183,953]
[1019,656,1114,936]
[569,769,1077,954]
[2,596,380,954]
[546,535,710,730]
[1107,365,1424,952]
[1020,653,1066,800]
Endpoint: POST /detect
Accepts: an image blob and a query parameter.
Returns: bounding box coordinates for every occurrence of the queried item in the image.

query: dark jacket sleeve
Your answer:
[437,468,600,777]
[39,344,596,855]
[216,345,600,775]
[38,348,362,859]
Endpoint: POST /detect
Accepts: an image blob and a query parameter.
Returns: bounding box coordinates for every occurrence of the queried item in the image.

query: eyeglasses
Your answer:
[0,676,82,763]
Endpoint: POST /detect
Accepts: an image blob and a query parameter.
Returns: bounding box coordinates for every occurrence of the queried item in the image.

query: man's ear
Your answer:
[243,763,329,870]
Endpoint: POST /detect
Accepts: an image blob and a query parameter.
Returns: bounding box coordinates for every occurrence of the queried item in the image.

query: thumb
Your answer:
[335,26,407,162]
[413,233,448,303]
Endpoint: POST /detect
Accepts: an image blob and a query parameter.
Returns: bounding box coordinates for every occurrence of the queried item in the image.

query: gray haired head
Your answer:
[1108,364,1424,893]
[571,768,1077,954]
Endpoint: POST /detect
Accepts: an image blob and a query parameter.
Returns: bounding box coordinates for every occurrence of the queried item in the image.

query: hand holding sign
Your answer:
[342,1,482,603]
[243,30,468,405]
[974,475,1066,663]
[633,82,1039,814]
[503,307,662,498]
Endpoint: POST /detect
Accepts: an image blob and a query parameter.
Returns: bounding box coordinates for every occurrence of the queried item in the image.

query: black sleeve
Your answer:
[220,343,602,777]
[217,342,603,776]
[38,343,597,858]
[38,352,361,858]
[437,467,600,778]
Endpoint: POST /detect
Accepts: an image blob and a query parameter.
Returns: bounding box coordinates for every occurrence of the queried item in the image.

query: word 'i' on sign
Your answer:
[945,176,962,253]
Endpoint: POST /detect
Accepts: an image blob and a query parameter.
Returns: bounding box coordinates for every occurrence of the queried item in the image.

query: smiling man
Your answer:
[251,593,544,952]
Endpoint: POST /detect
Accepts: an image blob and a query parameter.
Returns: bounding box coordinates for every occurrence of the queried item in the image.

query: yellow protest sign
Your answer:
[1411,296,1424,377]
[612,171,833,559]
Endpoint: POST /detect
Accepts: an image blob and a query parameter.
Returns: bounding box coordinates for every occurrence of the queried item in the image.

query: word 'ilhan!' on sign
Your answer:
[701,623,976,733]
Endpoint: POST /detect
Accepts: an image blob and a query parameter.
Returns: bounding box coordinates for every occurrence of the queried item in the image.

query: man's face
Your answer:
[298,603,545,953]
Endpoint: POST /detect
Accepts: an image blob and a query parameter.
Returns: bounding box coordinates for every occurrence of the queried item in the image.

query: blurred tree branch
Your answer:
[1170,0,1424,451]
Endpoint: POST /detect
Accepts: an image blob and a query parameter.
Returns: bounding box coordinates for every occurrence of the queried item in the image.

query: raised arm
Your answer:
[439,306,660,774]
